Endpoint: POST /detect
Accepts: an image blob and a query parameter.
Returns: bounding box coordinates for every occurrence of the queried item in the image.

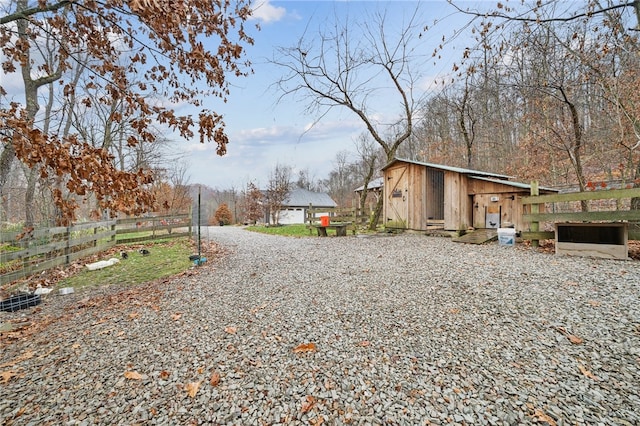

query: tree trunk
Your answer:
[24,167,38,227]
[368,195,384,231]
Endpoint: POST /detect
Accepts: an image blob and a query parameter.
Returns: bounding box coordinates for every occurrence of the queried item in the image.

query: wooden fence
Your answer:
[1,213,191,286]
[521,184,640,246]
[306,205,374,234]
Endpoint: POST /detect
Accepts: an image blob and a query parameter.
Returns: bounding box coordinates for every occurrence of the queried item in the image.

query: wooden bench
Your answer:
[312,222,351,237]
[306,205,357,236]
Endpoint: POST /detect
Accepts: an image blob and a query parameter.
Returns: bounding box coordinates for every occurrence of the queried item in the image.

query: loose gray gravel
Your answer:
[1,226,639,425]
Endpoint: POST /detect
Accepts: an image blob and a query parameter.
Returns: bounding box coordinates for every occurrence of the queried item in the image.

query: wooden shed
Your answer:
[382,158,557,232]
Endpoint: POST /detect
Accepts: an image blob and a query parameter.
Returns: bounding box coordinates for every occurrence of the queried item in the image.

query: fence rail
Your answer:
[1,213,191,286]
[306,205,375,234]
[521,185,640,245]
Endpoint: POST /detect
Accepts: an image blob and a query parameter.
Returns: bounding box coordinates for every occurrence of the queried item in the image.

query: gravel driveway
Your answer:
[1,226,639,425]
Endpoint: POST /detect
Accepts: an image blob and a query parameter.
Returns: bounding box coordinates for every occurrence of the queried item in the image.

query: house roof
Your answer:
[382,157,511,180]
[470,176,559,192]
[284,188,337,208]
[353,177,384,192]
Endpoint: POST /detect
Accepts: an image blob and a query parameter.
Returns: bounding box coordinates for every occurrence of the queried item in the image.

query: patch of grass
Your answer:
[58,238,194,290]
[245,224,312,237]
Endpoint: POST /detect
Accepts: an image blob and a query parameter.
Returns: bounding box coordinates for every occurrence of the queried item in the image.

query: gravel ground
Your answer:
[1,226,639,425]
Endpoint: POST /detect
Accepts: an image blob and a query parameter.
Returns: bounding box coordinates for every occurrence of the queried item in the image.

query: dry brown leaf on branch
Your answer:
[578,364,598,380]
[224,326,237,334]
[210,371,221,386]
[301,395,316,413]
[293,342,317,353]
[534,409,557,426]
[124,371,143,380]
[186,381,201,398]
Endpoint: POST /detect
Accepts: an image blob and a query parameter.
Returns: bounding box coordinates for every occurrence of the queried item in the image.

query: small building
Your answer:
[275,188,337,225]
[381,158,557,232]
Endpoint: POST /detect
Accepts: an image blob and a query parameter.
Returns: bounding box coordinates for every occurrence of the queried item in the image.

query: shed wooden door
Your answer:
[386,166,408,227]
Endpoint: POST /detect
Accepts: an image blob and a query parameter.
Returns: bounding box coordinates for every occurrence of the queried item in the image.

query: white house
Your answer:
[276,188,337,224]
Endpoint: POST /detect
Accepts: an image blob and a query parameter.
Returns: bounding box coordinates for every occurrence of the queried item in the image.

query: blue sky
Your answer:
[0,0,485,190]
[184,0,481,190]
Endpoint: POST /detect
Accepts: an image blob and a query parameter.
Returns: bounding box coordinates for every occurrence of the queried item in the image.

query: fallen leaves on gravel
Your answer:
[124,371,143,380]
[0,350,34,368]
[534,409,557,426]
[0,369,18,384]
[210,371,221,386]
[300,395,316,413]
[186,381,201,398]
[293,342,317,353]
[553,326,584,345]
[578,363,598,380]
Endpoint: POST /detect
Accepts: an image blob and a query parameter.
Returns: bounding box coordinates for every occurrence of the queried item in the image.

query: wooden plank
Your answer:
[68,242,117,262]
[521,231,555,240]
[116,232,189,244]
[453,229,498,244]
[70,220,116,231]
[523,210,640,222]
[522,187,640,204]
[530,181,540,248]
[4,240,65,261]
[556,242,628,260]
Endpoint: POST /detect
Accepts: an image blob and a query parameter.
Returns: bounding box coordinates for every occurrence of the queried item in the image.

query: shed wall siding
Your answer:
[441,172,472,231]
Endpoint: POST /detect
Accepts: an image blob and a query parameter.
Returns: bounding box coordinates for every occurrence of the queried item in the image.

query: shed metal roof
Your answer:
[353,177,384,192]
[382,157,511,180]
[470,176,559,192]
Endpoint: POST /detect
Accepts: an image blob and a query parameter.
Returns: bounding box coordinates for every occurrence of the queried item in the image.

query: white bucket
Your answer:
[497,228,516,246]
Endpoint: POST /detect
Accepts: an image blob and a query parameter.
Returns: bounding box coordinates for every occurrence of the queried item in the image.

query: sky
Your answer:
[180,0,481,190]
[0,0,487,191]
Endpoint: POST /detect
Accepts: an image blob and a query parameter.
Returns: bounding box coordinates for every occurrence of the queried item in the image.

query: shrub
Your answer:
[213,203,233,225]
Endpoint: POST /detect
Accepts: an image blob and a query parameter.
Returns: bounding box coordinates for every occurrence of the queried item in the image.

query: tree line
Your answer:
[2,1,638,228]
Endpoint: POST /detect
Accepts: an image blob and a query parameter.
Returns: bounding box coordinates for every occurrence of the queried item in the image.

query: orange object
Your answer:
[320,216,330,227]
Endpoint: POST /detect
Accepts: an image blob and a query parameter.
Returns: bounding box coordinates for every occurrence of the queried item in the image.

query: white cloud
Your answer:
[251,1,286,24]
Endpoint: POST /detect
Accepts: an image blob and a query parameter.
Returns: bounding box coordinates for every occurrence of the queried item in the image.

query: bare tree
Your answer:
[265,164,292,225]
[450,0,640,205]
[353,133,383,227]
[272,6,426,228]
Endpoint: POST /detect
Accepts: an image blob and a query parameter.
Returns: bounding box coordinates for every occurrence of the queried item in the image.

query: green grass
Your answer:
[58,238,195,290]
[245,224,312,237]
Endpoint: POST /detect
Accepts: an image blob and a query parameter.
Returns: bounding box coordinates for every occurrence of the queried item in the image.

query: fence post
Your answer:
[65,225,71,265]
[530,180,540,248]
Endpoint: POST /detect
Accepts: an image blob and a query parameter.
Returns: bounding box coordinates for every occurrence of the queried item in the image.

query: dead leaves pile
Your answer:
[121,367,222,399]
